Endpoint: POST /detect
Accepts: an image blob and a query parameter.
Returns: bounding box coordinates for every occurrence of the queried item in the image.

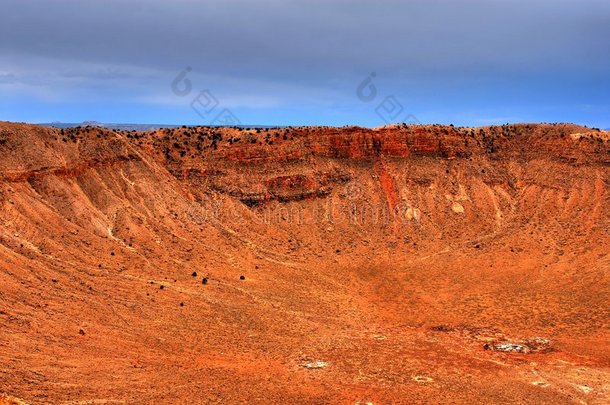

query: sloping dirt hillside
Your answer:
[0,122,608,404]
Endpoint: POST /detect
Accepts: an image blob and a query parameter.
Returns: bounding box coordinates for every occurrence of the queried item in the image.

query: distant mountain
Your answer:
[40,122,181,131]
[38,121,280,131]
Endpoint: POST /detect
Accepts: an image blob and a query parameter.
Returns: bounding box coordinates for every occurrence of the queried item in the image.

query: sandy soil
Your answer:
[0,122,608,404]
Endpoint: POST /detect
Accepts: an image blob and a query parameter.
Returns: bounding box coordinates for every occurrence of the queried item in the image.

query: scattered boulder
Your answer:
[412,375,433,383]
[484,342,530,353]
[484,337,552,354]
[302,360,327,369]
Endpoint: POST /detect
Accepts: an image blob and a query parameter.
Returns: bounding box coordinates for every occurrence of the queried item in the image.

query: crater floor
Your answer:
[0,122,608,404]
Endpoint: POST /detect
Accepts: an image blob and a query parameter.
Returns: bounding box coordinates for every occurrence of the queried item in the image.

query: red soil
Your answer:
[0,122,609,404]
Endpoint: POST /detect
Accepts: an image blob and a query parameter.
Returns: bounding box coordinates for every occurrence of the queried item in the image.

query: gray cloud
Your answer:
[2,0,609,79]
[0,73,16,84]
[1,0,609,126]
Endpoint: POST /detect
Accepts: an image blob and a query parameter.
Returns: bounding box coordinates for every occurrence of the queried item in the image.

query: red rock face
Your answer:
[374,161,398,210]
[0,122,609,404]
[164,123,607,165]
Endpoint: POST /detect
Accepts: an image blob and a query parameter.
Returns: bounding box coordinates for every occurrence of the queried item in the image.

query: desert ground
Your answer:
[0,122,608,404]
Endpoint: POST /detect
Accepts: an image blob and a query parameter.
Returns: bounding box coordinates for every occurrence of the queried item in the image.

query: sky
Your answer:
[1,0,609,128]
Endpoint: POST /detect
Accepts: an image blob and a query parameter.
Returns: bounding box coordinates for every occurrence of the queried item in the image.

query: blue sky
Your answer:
[1,0,609,128]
